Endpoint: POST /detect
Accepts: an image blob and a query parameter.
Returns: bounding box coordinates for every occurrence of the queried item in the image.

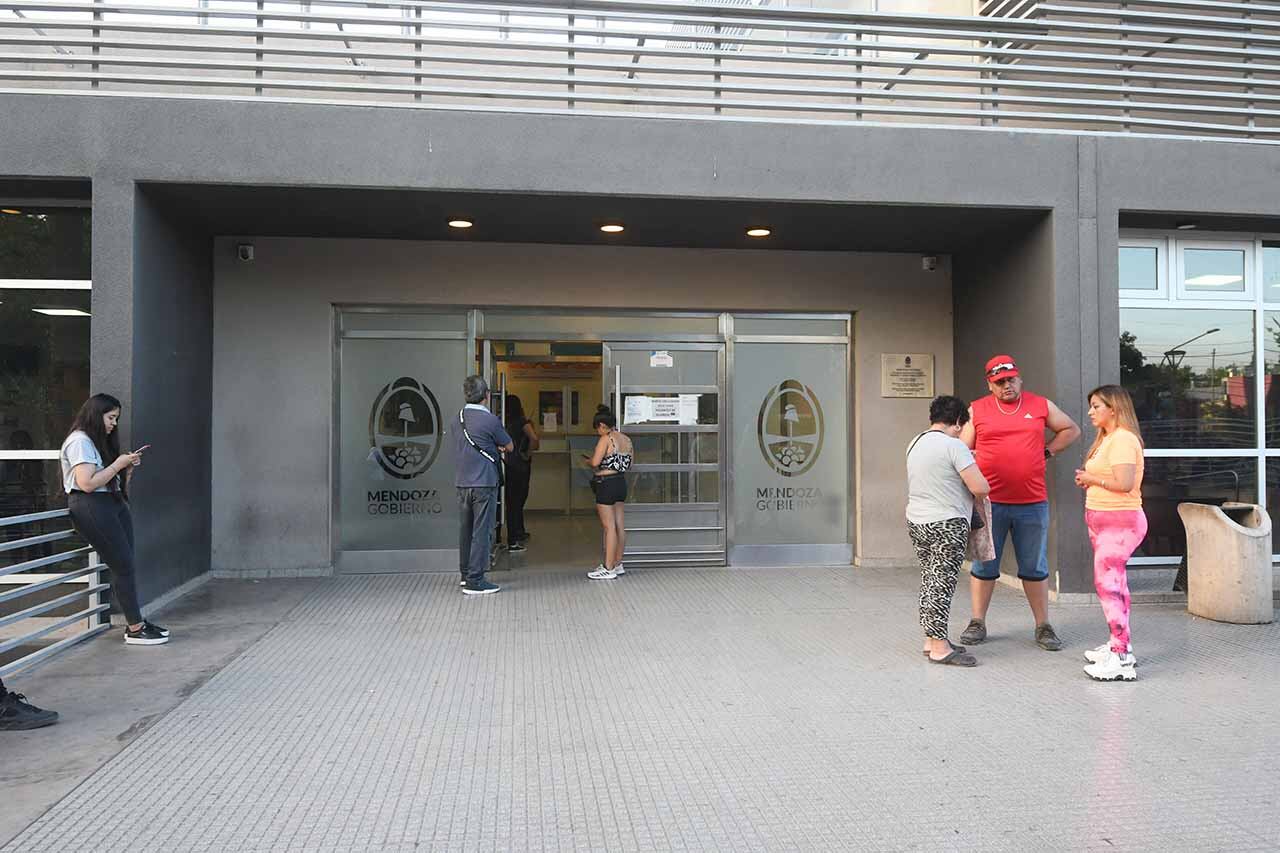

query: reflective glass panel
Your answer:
[1264,244,1280,303]
[1182,248,1246,293]
[610,348,718,387]
[625,471,718,504]
[1267,459,1280,556]
[1119,308,1255,448]
[0,208,90,280]
[1136,456,1258,558]
[1263,311,1280,447]
[1,287,92,453]
[0,459,68,520]
[338,337,466,552]
[1119,246,1158,291]
[731,342,848,546]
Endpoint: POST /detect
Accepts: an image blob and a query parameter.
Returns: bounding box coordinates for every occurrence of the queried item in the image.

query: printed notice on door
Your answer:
[881,353,934,398]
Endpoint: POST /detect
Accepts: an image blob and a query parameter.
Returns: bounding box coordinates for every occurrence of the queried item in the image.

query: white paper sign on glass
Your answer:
[624,396,653,424]
[542,412,557,433]
[649,350,674,368]
[651,398,680,421]
[678,394,700,425]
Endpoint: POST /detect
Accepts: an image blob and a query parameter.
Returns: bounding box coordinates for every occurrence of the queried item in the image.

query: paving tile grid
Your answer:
[4,566,1278,852]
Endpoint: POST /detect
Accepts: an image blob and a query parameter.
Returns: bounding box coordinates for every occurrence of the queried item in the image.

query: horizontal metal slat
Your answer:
[0,545,94,578]
[0,508,69,528]
[0,582,110,630]
[0,529,77,554]
[0,563,99,605]
[0,622,111,679]
[0,602,110,657]
[4,71,1277,135]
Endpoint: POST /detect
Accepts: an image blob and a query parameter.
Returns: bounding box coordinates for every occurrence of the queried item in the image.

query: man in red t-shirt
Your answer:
[958,355,1081,650]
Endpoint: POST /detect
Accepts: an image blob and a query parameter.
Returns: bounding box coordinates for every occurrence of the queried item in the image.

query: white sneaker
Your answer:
[1084,643,1136,667]
[587,565,617,580]
[1084,650,1137,682]
[613,563,625,576]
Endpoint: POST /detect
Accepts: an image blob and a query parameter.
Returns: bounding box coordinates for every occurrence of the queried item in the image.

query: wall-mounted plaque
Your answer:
[881,353,934,398]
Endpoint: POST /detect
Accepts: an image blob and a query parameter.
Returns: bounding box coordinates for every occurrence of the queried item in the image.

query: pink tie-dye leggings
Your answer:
[1085,508,1148,653]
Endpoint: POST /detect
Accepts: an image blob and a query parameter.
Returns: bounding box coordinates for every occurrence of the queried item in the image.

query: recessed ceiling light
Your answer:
[1175,220,1198,230]
[448,219,473,229]
[746,227,771,238]
[1,208,21,215]
[600,224,625,234]
[32,308,91,316]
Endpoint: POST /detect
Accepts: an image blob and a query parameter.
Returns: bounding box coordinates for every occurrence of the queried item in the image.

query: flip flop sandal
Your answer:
[928,650,978,667]
[921,644,965,657]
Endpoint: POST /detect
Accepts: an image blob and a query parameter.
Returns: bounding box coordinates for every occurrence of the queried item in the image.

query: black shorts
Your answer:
[592,474,628,505]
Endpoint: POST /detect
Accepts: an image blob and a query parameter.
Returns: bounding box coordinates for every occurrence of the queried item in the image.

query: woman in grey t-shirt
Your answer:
[905,396,990,667]
[60,393,169,646]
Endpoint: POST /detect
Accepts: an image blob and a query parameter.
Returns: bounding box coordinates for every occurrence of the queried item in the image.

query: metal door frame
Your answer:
[603,340,727,566]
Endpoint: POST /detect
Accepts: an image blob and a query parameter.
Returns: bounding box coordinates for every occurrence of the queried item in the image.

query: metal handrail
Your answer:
[0,508,109,680]
[1,0,1277,139]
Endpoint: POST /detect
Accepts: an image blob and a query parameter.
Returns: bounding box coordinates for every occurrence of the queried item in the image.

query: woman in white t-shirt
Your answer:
[60,394,169,646]
[905,395,990,666]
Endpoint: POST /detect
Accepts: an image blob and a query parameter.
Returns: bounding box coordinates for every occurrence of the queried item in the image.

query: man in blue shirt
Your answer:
[454,375,513,594]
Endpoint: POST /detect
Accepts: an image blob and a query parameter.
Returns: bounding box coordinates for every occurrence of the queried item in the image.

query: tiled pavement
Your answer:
[4,566,1279,852]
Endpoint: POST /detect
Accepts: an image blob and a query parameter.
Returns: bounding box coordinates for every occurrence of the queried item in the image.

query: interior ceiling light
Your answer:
[448,219,473,229]
[1185,274,1243,287]
[1,208,21,215]
[1175,220,1198,230]
[746,227,772,237]
[32,308,91,316]
[599,224,625,233]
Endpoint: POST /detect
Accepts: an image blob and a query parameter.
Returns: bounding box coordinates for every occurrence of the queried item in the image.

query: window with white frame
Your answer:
[1119,231,1280,561]
[0,205,91,520]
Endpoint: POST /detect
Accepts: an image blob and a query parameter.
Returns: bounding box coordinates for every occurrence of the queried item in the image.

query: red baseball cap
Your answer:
[985,354,1019,380]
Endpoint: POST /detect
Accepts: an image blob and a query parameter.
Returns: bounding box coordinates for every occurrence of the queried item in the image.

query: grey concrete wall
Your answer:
[127,189,214,601]
[211,238,953,573]
[953,213,1093,595]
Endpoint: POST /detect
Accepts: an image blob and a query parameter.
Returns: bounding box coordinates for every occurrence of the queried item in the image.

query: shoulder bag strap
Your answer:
[459,409,498,465]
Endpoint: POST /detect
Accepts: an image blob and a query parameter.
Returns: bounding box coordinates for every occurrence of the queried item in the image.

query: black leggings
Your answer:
[505,464,530,543]
[68,491,142,625]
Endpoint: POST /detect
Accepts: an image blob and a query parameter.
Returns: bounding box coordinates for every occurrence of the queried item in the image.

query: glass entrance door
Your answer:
[604,342,726,566]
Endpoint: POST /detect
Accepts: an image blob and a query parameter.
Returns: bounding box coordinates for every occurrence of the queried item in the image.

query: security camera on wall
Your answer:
[236,243,255,262]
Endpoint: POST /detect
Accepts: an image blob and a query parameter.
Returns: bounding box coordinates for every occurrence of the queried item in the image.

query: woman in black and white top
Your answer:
[585,406,633,580]
[905,395,989,667]
[60,393,169,645]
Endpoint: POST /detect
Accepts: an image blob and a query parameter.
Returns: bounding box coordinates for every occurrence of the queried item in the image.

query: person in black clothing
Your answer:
[503,394,540,553]
[0,678,58,730]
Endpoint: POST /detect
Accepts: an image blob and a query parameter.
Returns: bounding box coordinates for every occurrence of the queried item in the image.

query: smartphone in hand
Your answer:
[133,444,152,454]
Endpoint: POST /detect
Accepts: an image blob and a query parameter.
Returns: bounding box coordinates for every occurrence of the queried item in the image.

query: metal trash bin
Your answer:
[1176,502,1274,625]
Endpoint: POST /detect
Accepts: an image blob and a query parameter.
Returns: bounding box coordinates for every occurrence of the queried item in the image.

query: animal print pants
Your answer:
[907,517,970,640]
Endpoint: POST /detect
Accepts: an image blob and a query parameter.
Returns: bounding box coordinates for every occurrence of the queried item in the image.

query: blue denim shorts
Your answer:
[971,500,1050,581]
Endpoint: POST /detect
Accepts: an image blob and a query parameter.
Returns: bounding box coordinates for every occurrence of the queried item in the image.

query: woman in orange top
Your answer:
[1073,384,1145,682]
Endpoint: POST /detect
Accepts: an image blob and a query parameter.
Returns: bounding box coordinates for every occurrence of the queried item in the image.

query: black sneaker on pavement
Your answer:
[959,618,987,644]
[1035,623,1063,651]
[144,620,170,638]
[124,623,170,645]
[0,690,59,731]
[462,580,501,595]
[508,542,527,553]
